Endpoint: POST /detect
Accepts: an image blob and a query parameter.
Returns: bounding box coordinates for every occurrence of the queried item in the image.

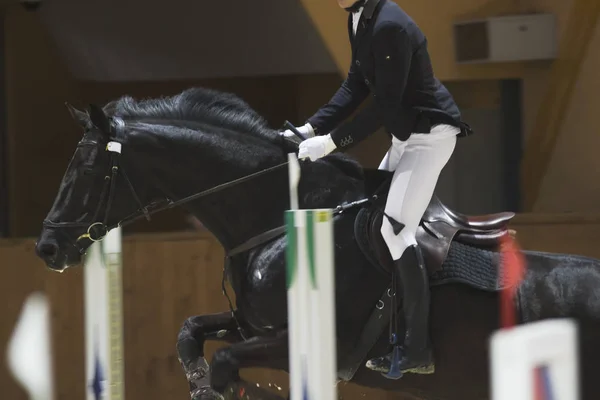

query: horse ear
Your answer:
[87,103,111,135]
[65,102,89,128]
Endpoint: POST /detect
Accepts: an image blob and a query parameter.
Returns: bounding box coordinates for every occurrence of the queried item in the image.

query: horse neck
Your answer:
[128,122,294,251]
[190,161,366,252]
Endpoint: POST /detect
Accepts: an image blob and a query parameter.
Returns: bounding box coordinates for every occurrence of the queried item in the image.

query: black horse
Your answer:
[35,87,600,400]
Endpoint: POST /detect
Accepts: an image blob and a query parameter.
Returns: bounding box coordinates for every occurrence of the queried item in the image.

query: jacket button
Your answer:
[356,60,361,66]
[365,79,370,85]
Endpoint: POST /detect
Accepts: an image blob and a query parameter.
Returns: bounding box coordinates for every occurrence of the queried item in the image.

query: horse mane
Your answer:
[102,87,277,141]
[100,86,366,182]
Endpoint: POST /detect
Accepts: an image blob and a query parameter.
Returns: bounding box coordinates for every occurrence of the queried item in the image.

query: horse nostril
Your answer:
[37,243,59,261]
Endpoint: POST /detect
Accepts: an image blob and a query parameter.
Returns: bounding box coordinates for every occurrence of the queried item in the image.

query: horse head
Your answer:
[35,103,153,271]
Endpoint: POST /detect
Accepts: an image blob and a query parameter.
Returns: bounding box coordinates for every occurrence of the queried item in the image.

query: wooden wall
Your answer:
[2,213,600,400]
[0,230,228,399]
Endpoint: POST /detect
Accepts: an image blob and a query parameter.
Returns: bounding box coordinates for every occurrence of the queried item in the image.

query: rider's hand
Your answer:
[280,122,315,141]
[298,134,337,161]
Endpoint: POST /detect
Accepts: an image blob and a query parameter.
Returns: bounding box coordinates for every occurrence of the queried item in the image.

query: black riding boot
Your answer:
[365,244,435,379]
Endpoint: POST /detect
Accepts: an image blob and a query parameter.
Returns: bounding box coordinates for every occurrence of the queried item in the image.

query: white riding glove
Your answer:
[280,122,315,141]
[298,134,337,161]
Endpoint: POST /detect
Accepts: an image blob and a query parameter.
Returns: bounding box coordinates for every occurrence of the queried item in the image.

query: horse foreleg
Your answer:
[177,312,246,399]
[210,329,289,396]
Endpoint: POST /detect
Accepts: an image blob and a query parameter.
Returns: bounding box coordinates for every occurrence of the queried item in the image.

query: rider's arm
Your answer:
[305,61,370,135]
[329,24,413,150]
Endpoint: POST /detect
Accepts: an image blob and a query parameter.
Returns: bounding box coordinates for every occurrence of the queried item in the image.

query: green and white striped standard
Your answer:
[84,227,125,400]
[285,208,337,400]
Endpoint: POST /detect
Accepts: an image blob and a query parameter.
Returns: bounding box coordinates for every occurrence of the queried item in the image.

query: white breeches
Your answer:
[379,124,459,260]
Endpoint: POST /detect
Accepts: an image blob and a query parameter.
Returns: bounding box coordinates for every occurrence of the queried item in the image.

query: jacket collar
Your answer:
[348,0,382,34]
[362,0,381,19]
[348,0,383,54]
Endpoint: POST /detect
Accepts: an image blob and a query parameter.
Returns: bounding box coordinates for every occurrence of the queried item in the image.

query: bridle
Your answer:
[42,139,152,256]
[42,117,294,264]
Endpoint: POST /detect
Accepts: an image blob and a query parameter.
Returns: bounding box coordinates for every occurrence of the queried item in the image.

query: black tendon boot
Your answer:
[365,244,434,379]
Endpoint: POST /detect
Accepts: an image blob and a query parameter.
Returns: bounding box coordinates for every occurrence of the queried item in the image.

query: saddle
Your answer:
[355,169,515,277]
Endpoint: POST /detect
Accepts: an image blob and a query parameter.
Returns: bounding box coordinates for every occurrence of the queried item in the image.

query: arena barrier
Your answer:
[286,153,338,400]
[491,236,579,400]
[84,227,125,400]
[490,319,579,400]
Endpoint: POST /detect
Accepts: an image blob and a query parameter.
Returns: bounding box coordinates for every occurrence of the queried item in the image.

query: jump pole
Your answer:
[285,153,337,400]
[84,226,125,400]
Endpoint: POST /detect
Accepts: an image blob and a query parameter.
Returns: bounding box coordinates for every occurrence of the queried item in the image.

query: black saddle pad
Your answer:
[430,241,510,291]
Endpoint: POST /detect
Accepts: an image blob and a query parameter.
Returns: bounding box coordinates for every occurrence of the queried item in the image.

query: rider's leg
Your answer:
[367,124,458,377]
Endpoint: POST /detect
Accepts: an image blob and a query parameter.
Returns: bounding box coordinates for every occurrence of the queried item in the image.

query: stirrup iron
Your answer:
[383,345,403,380]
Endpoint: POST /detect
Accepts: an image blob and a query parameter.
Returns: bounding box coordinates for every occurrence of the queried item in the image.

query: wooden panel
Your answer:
[520,0,600,210]
[2,214,600,399]
[0,10,7,237]
[4,7,79,238]
[0,231,228,400]
[529,20,600,213]
[510,213,600,258]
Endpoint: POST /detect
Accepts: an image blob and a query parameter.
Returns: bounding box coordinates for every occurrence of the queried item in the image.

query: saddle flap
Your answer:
[367,209,395,273]
[364,208,450,276]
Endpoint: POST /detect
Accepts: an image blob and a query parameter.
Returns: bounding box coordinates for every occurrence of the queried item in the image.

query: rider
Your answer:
[281,0,472,378]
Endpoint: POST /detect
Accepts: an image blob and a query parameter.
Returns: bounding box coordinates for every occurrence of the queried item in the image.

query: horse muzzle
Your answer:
[35,229,83,272]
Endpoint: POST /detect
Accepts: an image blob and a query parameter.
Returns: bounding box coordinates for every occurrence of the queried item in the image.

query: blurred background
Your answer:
[0,0,598,398]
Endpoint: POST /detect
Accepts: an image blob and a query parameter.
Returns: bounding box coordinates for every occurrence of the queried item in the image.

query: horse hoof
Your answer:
[184,357,222,400]
[366,357,436,376]
[403,364,436,375]
[191,386,224,400]
[365,356,391,373]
